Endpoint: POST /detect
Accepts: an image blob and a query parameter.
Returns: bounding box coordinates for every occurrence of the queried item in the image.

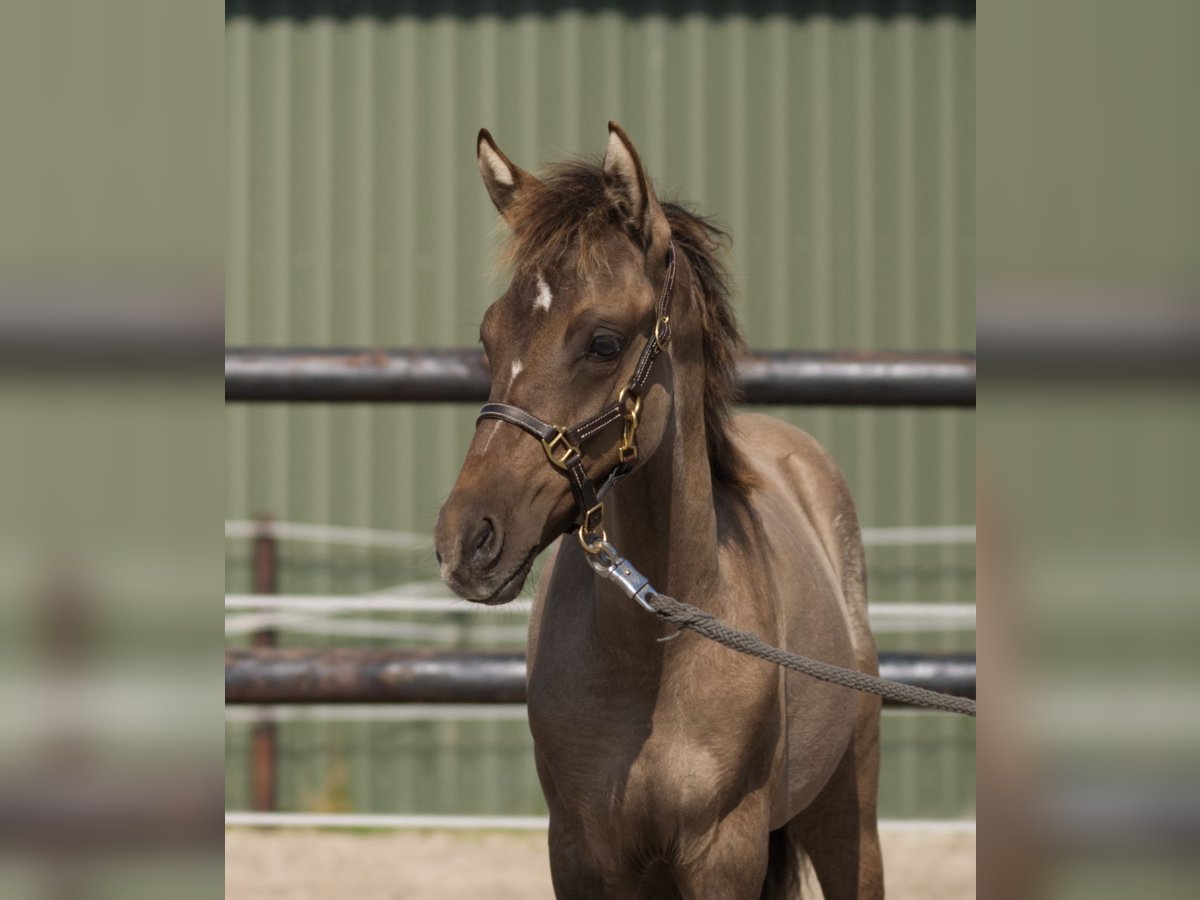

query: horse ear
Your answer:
[602,121,670,252]
[477,129,537,218]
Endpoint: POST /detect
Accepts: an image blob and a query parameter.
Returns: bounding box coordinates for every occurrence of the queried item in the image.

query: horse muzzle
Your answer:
[434,491,544,605]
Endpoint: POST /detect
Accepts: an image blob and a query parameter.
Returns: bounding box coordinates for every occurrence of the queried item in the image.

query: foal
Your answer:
[436,123,882,899]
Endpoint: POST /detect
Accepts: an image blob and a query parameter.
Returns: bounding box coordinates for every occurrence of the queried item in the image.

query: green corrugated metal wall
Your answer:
[225,1,975,820]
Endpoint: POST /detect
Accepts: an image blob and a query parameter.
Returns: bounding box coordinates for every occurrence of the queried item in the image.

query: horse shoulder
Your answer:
[727,414,874,819]
[730,412,865,611]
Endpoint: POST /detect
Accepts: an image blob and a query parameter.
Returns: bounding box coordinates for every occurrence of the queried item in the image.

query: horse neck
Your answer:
[593,276,720,649]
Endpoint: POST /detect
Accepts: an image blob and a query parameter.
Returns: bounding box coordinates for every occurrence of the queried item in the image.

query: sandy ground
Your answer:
[226,827,974,899]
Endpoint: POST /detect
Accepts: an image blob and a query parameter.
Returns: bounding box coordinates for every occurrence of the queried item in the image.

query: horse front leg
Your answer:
[546,814,609,900]
[670,793,772,900]
[548,814,666,900]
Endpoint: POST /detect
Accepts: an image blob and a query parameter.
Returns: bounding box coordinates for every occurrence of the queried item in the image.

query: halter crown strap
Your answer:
[476,241,677,546]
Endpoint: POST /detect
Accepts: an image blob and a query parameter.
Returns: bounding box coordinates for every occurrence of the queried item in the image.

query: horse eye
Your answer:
[588,334,622,359]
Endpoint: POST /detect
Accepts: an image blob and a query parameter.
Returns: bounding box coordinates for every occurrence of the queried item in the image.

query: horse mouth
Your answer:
[467,545,539,605]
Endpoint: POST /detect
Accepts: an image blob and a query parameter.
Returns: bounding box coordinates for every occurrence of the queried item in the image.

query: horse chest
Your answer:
[528,656,774,832]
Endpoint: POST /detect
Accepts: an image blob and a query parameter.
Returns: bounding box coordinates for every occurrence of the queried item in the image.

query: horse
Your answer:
[435,122,883,899]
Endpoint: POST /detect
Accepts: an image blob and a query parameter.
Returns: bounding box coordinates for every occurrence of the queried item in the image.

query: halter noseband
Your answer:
[476,241,678,553]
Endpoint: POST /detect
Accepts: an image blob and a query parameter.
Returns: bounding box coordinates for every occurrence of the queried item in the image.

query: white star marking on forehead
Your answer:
[534,274,553,312]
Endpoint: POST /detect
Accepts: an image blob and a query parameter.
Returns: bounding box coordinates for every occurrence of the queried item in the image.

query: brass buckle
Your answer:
[653,315,671,352]
[577,503,607,552]
[541,429,581,470]
[617,387,642,463]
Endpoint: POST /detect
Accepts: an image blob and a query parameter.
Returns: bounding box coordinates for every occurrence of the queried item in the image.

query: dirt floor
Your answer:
[226,827,974,899]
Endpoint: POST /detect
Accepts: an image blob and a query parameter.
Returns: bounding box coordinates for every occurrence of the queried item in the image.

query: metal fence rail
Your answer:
[225,648,976,707]
[224,812,976,833]
[225,348,976,407]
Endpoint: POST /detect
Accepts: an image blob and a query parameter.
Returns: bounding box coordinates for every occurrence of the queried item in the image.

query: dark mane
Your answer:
[663,202,751,491]
[501,160,751,491]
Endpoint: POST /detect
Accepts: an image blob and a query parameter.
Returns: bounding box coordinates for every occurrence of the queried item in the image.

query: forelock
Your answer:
[498,159,627,280]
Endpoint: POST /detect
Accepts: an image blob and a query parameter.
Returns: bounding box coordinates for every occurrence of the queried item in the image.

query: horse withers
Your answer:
[435,123,883,899]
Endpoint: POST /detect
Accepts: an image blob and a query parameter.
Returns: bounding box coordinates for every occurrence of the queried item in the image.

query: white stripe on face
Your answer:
[510,359,523,381]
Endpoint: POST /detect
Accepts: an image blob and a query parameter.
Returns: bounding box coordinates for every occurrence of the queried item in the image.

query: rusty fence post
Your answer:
[249,516,278,812]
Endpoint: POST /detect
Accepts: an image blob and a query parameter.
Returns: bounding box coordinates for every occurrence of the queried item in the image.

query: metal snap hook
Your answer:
[617,389,642,464]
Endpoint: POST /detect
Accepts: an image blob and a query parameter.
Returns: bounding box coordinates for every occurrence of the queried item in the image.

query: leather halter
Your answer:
[476,241,678,552]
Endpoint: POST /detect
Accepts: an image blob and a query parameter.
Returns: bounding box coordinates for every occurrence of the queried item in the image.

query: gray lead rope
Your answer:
[586,540,977,718]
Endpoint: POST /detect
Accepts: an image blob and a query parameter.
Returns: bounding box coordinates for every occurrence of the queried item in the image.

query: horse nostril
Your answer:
[435,547,443,566]
[475,518,494,551]
[470,517,501,569]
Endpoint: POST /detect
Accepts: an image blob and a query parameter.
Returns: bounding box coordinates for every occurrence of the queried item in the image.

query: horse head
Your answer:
[435,123,679,604]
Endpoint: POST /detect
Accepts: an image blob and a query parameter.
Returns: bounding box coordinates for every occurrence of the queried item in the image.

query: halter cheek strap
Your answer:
[476,241,677,551]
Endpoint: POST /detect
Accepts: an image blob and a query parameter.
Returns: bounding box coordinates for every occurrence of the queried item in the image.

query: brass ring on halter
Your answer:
[578,503,607,553]
[653,315,671,351]
[617,386,642,418]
